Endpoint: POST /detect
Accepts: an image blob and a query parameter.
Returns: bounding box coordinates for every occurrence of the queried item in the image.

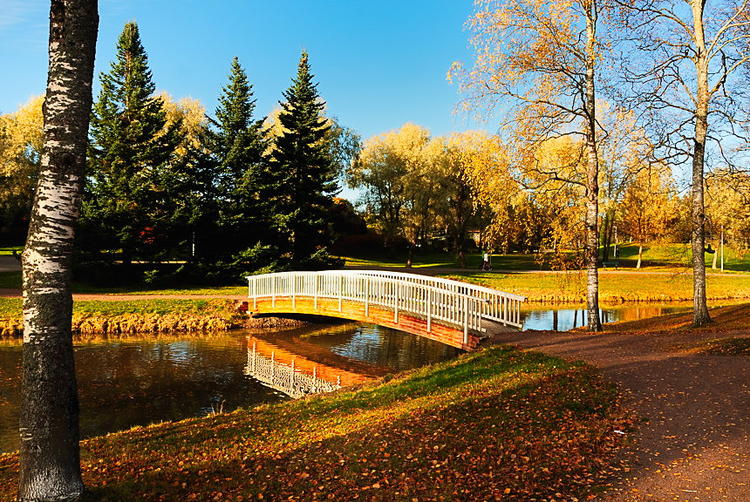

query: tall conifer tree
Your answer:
[84,22,181,264]
[205,57,266,261]
[268,52,338,267]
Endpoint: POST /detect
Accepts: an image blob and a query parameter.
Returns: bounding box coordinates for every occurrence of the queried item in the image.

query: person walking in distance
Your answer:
[481,250,492,271]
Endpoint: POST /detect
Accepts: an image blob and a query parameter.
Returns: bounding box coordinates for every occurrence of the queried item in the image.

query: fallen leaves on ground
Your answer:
[0,346,630,501]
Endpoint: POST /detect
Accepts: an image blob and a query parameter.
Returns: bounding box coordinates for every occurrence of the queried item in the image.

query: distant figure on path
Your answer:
[481,251,492,271]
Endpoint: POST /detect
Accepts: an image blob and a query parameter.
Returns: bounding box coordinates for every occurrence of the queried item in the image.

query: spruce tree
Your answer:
[205,57,266,262]
[267,52,338,268]
[83,22,181,265]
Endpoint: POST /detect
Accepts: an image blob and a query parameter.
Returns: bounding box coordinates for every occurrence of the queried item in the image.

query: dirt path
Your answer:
[487,322,750,501]
[0,257,20,273]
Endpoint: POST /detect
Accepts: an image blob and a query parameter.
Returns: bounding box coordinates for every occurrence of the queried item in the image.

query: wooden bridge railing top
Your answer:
[247,270,525,342]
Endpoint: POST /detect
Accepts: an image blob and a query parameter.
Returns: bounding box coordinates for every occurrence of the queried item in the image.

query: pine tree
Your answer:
[267,51,338,268]
[83,22,181,265]
[204,57,266,262]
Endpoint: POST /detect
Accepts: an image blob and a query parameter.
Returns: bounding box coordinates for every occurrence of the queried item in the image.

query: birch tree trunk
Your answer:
[637,244,643,269]
[19,1,98,500]
[690,1,711,327]
[584,0,602,332]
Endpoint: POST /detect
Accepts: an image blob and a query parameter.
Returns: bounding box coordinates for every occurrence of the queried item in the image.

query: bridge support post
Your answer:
[365,279,370,318]
[292,275,296,310]
[463,297,469,345]
[427,288,432,332]
[252,280,257,310]
[393,281,399,323]
[272,276,276,308]
[338,275,343,312]
[314,274,319,310]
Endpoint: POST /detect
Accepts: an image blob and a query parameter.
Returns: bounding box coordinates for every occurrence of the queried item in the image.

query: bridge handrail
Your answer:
[328,270,525,327]
[337,270,526,301]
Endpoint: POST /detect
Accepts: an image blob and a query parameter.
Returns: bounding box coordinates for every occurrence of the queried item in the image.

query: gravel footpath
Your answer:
[487,322,750,501]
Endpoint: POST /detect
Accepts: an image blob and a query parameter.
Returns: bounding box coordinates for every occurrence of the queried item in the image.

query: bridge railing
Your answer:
[247,271,489,343]
[337,270,525,328]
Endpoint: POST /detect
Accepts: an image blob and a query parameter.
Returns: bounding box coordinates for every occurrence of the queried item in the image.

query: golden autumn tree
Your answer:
[523,137,588,264]
[452,0,606,330]
[612,0,750,326]
[349,123,434,253]
[0,96,43,238]
[440,131,522,259]
[620,166,681,268]
[705,170,750,265]
[158,92,207,156]
[596,104,655,262]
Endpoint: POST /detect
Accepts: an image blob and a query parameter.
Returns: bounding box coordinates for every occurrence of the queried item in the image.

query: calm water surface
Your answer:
[0,303,689,452]
[0,324,459,453]
[521,304,691,331]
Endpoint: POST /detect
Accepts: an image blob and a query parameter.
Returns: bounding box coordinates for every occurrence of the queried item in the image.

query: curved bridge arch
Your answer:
[247,270,525,350]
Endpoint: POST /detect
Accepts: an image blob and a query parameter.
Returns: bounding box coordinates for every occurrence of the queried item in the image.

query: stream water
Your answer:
[0,303,690,453]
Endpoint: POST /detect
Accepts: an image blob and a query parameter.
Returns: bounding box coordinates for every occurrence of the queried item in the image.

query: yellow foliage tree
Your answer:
[0,96,44,235]
[620,165,680,268]
[452,0,606,330]
[157,92,207,156]
[349,123,434,251]
[440,130,520,260]
[705,170,750,264]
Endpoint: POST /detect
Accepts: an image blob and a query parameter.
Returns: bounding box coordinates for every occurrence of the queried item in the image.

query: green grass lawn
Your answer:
[613,243,750,272]
[340,251,541,270]
[0,247,21,256]
[341,243,750,273]
[0,298,239,341]
[0,345,627,501]
[442,270,750,303]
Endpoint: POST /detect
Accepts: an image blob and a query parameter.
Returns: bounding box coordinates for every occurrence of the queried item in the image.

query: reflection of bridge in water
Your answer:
[243,326,394,398]
[247,270,526,350]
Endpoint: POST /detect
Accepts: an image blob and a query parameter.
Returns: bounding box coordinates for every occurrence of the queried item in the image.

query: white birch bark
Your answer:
[18,1,98,500]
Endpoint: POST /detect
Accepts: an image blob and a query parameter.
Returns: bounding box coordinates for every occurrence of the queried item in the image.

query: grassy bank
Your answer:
[0,271,246,296]
[0,345,628,501]
[0,298,242,338]
[443,271,750,304]
[340,243,750,272]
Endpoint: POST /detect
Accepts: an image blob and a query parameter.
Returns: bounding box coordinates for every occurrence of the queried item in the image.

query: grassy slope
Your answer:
[0,298,235,318]
[0,346,627,501]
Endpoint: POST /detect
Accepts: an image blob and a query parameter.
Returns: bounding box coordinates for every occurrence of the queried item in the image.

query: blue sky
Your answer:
[0,0,490,141]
